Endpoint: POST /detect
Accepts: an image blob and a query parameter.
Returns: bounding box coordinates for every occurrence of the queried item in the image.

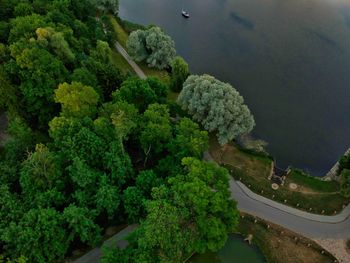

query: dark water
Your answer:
[188,234,266,263]
[120,0,350,175]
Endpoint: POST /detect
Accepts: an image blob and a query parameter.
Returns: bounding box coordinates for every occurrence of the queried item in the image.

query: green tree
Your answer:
[19,144,64,207]
[168,117,209,160]
[113,77,168,112]
[140,104,172,162]
[170,56,189,92]
[136,170,162,194]
[9,43,68,126]
[132,158,239,262]
[177,74,255,145]
[9,14,46,43]
[71,68,98,88]
[35,26,75,63]
[0,185,24,237]
[96,175,121,219]
[63,204,102,246]
[94,0,119,15]
[127,27,176,69]
[134,194,191,263]
[14,3,34,17]
[170,158,239,252]
[340,169,350,198]
[54,82,99,118]
[123,186,145,223]
[2,208,68,263]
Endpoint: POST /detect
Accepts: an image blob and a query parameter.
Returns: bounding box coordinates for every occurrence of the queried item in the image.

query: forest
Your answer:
[0,0,256,262]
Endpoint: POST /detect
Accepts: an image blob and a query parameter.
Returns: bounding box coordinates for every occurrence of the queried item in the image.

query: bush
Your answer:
[339,153,350,171]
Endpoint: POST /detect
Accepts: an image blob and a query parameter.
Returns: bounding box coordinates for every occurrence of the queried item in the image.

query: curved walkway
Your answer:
[202,151,350,239]
[230,178,350,238]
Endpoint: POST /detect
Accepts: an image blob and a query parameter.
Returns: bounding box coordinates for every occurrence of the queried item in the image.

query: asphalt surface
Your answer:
[230,178,350,239]
[114,42,147,79]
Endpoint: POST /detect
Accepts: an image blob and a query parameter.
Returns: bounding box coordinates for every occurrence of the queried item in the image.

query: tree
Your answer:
[54,82,99,118]
[127,27,176,69]
[19,144,65,207]
[340,169,350,198]
[2,208,68,263]
[123,186,145,223]
[168,117,209,160]
[14,3,34,17]
[170,56,189,92]
[94,0,119,15]
[95,175,121,219]
[134,194,191,263]
[131,158,238,262]
[140,104,172,162]
[43,29,75,63]
[63,205,102,246]
[9,14,46,43]
[170,158,239,252]
[8,43,68,126]
[177,74,255,145]
[113,77,168,112]
[71,68,98,88]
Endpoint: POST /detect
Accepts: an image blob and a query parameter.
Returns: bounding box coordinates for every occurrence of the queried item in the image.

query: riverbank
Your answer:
[209,137,350,215]
[237,213,336,263]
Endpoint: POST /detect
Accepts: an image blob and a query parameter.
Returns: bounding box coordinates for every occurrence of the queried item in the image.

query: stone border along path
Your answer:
[114,41,147,79]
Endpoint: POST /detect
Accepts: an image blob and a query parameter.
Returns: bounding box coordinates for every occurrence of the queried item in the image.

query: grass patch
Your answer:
[237,213,335,263]
[110,51,134,75]
[139,62,170,84]
[109,15,129,48]
[209,136,349,215]
[287,169,339,193]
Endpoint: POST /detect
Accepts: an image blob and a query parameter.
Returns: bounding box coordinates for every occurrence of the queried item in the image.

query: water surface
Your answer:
[120,0,350,175]
[188,234,266,263]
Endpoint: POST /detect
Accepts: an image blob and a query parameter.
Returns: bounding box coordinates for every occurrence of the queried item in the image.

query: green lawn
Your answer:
[209,136,349,215]
[110,51,134,75]
[109,15,128,48]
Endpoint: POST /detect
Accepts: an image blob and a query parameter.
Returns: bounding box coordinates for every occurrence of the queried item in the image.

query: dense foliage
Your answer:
[170,56,189,92]
[127,26,176,69]
[177,74,255,145]
[0,1,244,262]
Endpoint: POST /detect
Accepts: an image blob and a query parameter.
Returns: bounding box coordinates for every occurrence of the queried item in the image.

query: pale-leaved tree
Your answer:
[177,74,255,145]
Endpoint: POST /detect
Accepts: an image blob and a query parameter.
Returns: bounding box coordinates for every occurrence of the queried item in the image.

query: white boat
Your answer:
[182,10,190,18]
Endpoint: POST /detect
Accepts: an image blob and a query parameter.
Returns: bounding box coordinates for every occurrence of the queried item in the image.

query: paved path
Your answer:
[114,42,147,79]
[73,224,138,263]
[230,179,350,238]
[203,151,350,239]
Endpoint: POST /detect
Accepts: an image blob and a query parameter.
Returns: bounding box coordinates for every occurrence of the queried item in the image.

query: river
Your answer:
[119,0,350,175]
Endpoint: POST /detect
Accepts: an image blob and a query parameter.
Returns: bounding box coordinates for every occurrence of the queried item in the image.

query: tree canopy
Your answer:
[177,74,255,145]
[0,1,243,262]
[170,56,189,92]
[127,26,176,69]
